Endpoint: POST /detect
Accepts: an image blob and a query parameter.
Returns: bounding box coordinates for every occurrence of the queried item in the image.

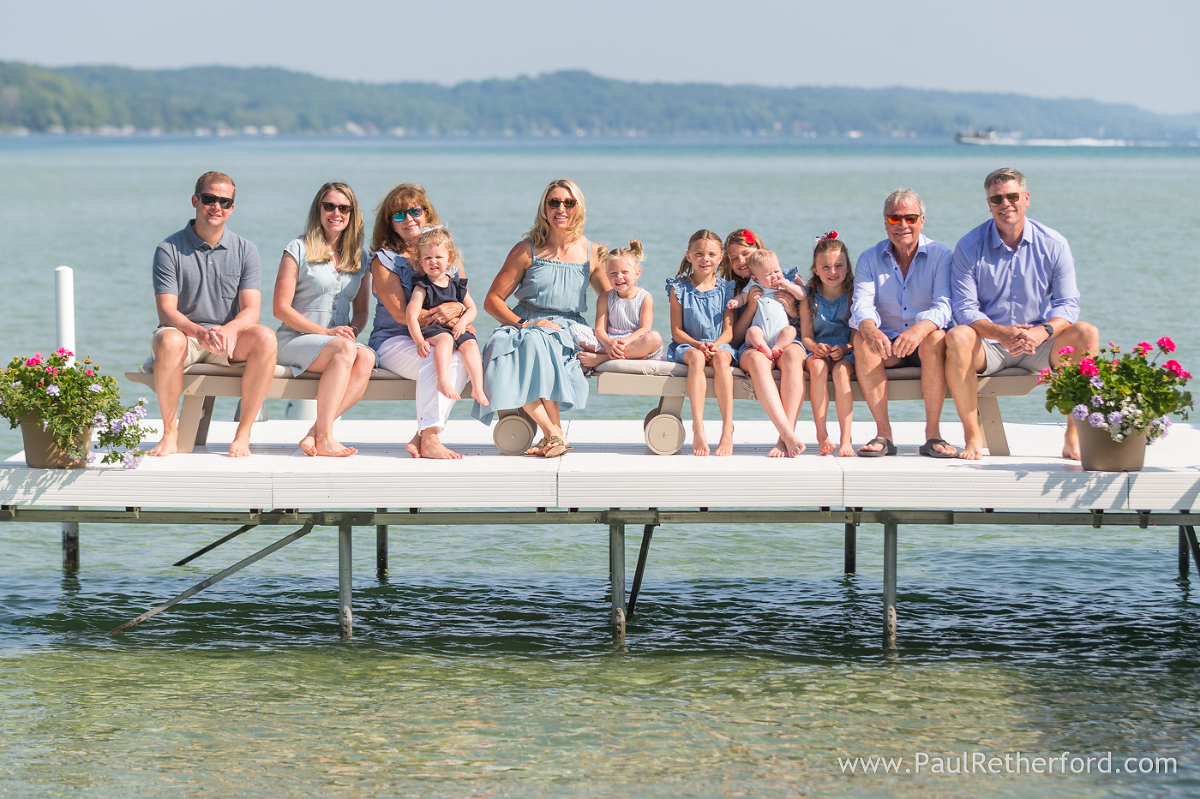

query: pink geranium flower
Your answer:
[85,370,94,376]
[1134,342,1152,355]
[1079,358,1099,377]
[55,347,73,357]
[1058,346,1075,357]
[1158,337,1176,353]
[1165,360,1185,378]
[1038,367,1052,384]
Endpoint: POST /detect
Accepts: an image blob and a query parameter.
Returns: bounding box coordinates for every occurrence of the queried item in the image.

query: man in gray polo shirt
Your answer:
[148,171,277,457]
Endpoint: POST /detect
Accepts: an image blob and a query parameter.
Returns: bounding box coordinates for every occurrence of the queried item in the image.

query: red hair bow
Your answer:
[816,230,838,242]
[742,229,758,247]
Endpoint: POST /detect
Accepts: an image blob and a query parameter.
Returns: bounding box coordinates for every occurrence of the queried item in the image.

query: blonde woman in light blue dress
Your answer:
[474,179,610,457]
[273,182,375,457]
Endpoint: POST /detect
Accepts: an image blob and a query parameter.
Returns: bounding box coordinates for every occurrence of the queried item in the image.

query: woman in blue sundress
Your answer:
[473,179,610,457]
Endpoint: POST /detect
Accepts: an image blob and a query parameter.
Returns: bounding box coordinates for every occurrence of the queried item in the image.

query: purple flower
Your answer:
[110,419,123,434]
[1158,417,1174,430]
[138,397,147,404]
[121,412,137,427]
[1107,411,1123,426]
[1088,412,1106,428]
[122,452,142,470]
[1072,404,1089,420]
[87,453,99,465]
[45,384,60,396]
[1090,395,1104,407]
[88,384,102,393]
[1089,376,1103,388]
[93,413,107,428]
[133,405,146,419]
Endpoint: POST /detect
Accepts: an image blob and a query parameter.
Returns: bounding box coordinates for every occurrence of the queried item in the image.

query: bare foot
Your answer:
[958,437,984,460]
[421,436,463,460]
[837,440,856,457]
[437,377,460,400]
[406,433,422,459]
[692,423,710,456]
[314,435,356,457]
[473,388,490,406]
[755,344,772,356]
[715,426,734,457]
[769,437,786,458]
[229,434,252,458]
[818,437,835,456]
[771,347,784,360]
[1062,425,1081,460]
[578,351,610,370]
[148,430,178,457]
[299,433,317,457]
[578,342,598,353]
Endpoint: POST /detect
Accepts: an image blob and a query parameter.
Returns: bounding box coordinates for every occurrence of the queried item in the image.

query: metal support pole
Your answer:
[376,507,388,575]
[173,524,258,566]
[339,523,353,639]
[627,524,656,620]
[844,522,857,575]
[609,521,626,642]
[61,522,79,573]
[1185,526,1200,583]
[883,522,898,649]
[1180,527,1191,580]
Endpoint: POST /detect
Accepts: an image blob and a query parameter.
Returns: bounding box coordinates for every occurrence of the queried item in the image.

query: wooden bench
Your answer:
[126,364,470,454]
[129,361,1039,457]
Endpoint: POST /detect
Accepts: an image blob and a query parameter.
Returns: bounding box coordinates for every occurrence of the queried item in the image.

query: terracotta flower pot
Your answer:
[1076,423,1147,472]
[19,416,93,469]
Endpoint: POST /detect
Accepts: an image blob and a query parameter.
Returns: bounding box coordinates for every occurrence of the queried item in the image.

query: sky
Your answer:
[3,0,1199,116]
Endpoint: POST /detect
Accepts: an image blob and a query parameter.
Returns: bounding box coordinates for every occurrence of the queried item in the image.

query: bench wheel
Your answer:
[494,413,535,455]
[643,407,659,429]
[645,413,686,456]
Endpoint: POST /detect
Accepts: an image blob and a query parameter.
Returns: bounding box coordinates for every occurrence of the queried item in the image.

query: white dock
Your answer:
[2,419,1198,511]
[5,419,1199,645]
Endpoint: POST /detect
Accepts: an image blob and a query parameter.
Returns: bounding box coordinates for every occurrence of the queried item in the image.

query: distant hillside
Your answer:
[1,61,1197,140]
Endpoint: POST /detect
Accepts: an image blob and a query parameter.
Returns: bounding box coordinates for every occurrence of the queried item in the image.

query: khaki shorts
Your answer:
[981,336,1053,376]
[152,326,235,370]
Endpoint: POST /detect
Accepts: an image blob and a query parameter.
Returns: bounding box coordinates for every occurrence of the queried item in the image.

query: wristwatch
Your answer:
[1042,323,1055,339]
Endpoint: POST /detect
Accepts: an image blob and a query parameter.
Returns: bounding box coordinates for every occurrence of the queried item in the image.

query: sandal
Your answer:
[858,437,897,457]
[542,435,572,458]
[919,438,959,458]
[524,436,550,457]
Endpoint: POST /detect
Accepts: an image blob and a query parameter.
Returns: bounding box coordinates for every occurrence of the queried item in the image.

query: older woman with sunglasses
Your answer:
[368,183,472,459]
[273,181,376,457]
[473,178,610,457]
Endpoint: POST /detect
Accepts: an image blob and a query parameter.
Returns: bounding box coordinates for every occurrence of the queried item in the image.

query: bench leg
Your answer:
[659,395,685,419]
[977,396,1009,456]
[175,394,213,454]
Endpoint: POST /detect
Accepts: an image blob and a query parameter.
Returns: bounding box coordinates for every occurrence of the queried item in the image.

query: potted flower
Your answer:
[1040,337,1193,471]
[0,348,151,469]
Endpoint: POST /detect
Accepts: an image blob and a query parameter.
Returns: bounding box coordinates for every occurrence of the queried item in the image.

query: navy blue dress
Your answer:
[414,274,476,349]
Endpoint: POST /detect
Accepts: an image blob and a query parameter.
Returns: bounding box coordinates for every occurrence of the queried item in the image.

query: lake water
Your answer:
[2,136,1199,798]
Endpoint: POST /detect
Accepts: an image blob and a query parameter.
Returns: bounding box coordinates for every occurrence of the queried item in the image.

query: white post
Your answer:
[54,266,76,364]
[55,266,79,570]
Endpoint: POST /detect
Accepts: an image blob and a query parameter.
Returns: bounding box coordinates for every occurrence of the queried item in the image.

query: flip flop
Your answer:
[524,436,550,457]
[919,438,959,458]
[858,437,897,457]
[542,435,572,458]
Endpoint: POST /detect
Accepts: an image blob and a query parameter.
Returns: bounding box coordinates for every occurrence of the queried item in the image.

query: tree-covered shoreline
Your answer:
[2,61,1198,140]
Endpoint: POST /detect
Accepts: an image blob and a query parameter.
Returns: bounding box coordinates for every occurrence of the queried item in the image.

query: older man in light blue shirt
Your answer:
[851,188,956,458]
[947,167,1098,460]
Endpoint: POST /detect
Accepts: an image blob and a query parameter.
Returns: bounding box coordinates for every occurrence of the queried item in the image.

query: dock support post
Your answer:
[376,508,388,576]
[339,523,353,639]
[627,524,656,620]
[883,522,898,649]
[609,521,626,642]
[1181,527,1190,580]
[1185,526,1200,583]
[61,514,79,573]
[844,521,856,575]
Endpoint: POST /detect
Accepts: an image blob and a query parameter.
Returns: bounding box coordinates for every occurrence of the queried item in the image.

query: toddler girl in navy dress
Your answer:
[406,227,489,405]
[798,232,855,457]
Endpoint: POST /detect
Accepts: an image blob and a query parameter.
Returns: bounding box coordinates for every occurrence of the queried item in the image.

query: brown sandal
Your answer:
[542,435,572,458]
[524,436,550,456]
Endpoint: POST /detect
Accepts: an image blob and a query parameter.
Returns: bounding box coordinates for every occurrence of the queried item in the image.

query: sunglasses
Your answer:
[885,213,921,225]
[988,192,1023,206]
[197,193,233,209]
[321,201,352,214]
[546,198,578,209]
[392,206,425,222]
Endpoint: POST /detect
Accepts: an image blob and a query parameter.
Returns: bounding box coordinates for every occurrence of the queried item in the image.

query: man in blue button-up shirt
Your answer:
[947,168,1098,460]
[850,189,956,457]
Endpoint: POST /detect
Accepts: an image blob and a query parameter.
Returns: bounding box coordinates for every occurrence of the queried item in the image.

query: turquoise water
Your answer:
[2,137,1200,797]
